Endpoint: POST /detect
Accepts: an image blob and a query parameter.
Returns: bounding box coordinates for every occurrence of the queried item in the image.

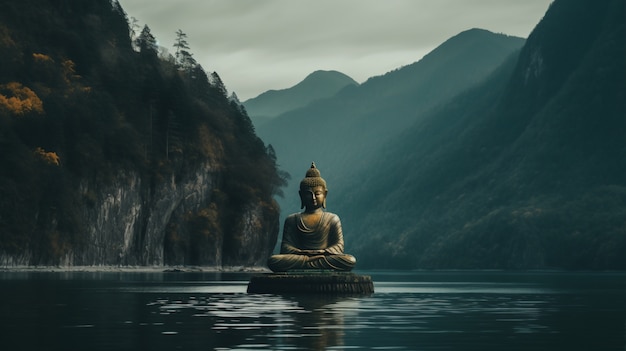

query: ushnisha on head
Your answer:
[299,162,328,209]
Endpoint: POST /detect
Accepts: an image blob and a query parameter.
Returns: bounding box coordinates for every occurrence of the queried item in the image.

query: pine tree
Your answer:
[173,29,197,73]
[229,91,240,105]
[136,25,158,54]
[173,29,188,63]
[180,49,197,72]
[210,72,227,97]
[229,92,246,114]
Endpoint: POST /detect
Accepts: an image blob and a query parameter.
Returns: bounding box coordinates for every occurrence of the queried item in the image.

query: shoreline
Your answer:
[0,265,271,273]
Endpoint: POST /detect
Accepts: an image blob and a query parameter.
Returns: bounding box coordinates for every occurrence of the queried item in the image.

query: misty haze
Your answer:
[0,0,623,350]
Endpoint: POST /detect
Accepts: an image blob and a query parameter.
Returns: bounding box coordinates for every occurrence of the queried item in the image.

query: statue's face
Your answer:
[300,185,327,210]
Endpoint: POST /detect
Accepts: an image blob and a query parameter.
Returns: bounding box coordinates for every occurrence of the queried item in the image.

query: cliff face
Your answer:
[77,161,217,266]
[0,160,279,267]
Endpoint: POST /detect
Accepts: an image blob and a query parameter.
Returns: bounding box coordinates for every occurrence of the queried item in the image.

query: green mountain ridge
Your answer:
[258,28,527,222]
[243,70,358,127]
[334,0,625,269]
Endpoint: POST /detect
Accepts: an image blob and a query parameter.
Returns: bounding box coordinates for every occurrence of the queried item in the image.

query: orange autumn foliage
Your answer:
[34,147,60,166]
[0,82,44,115]
[32,53,53,62]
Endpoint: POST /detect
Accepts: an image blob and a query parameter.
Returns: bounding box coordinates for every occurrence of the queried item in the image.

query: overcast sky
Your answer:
[118,0,553,101]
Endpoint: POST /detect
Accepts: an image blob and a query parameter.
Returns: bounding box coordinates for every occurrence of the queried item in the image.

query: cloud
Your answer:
[118,0,552,100]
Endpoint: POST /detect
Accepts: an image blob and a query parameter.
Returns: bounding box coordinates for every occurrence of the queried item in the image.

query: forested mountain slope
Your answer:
[0,0,285,267]
[334,0,625,269]
[259,28,526,215]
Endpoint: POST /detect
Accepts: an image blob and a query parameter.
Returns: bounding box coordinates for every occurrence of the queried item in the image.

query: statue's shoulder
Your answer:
[324,211,341,223]
[284,213,299,222]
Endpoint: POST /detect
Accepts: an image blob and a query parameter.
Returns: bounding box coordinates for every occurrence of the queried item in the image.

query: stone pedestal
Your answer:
[247,271,374,294]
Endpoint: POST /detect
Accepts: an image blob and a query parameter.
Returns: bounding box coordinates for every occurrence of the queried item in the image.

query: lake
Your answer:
[0,270,623,350]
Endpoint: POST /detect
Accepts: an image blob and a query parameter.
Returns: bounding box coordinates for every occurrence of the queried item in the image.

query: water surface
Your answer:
[0,270,623,350]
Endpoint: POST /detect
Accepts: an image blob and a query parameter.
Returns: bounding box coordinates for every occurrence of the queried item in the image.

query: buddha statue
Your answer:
[267,162,356,272]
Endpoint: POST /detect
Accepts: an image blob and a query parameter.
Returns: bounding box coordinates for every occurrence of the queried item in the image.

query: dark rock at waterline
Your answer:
[247,271,374,295]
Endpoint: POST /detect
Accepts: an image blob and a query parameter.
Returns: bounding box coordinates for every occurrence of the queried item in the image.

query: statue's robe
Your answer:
[267,211,356,272]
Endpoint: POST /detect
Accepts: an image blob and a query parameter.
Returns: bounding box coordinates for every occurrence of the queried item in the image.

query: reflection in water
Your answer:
[140,290,613,350]
[147,293,356,350]
[0,271,624,350]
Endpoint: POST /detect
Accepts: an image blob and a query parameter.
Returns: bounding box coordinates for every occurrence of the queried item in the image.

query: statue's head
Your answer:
[299,162,328,209]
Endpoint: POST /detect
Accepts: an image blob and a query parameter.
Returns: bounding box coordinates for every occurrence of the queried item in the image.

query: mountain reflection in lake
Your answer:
[0,270,623,350]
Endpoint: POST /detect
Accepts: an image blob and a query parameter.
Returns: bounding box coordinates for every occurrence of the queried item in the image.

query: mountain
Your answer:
[258,28,527,220]
[333,0,625,269]
[0,0,285,267]
[243,70,358,127]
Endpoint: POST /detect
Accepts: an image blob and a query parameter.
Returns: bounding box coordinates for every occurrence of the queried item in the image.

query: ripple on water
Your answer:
[118,272,625,350]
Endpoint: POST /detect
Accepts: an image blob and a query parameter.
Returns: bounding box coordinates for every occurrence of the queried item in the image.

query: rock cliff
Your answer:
[0,160,279,268]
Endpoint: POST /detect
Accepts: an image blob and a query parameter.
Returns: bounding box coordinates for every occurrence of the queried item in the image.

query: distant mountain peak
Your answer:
[242,70,358,127]
[284,70,358,95]
[302,70,356,83]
